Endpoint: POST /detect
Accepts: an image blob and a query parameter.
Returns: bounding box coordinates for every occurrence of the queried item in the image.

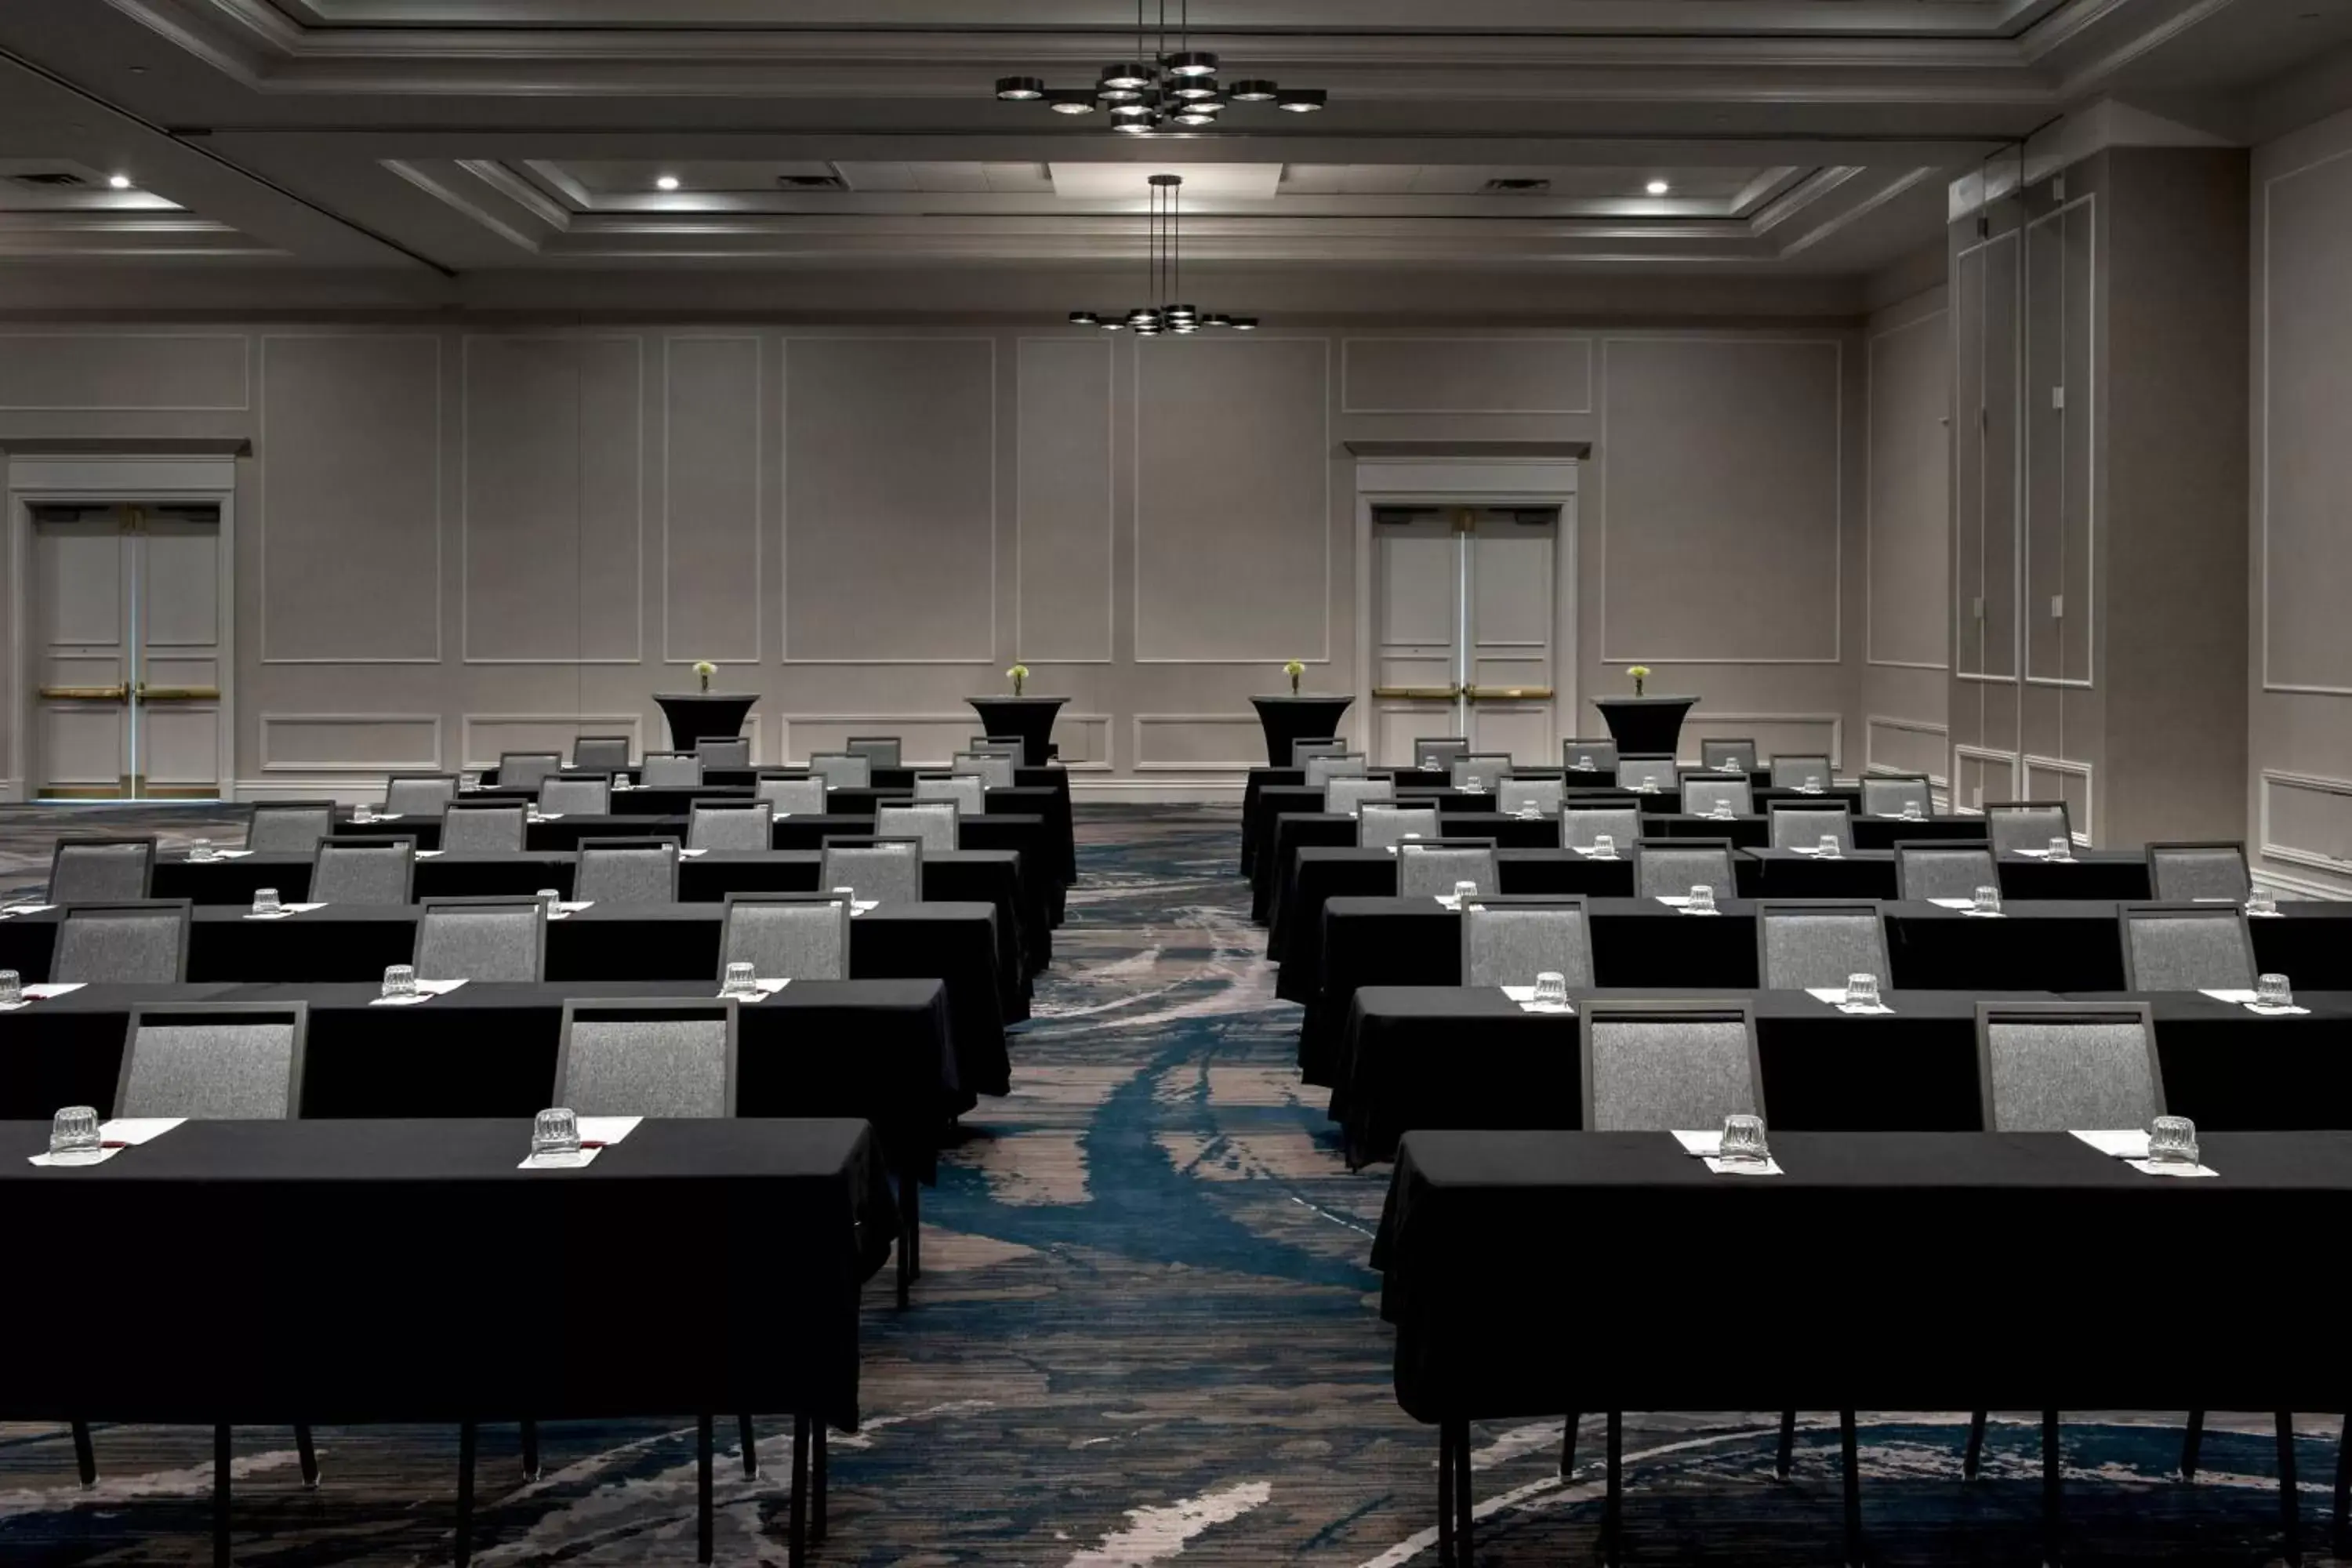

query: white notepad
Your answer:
[2126,1159,2219,1178]
[1500,985,1573,1014]
[2071,1129,2150,1159]
[1704,1156,1784,1177]
[1804,986,1893,1014]
[244,903,327,920]
[518,1115,642,1170]
[720,978,792,1001]
[369,978,469,1007]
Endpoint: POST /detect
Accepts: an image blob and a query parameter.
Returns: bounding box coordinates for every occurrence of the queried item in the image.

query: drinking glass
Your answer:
[1973,884,2003,916]
[1400,832,1423,844]
[538,887,561,917]
[1844,972,1882,1011]
[1817,833,1841,858]
[48,1105,103,1165]
[1463,774,1483,791]
[2246,886,2278,917]
[0,969,20,1007]
[1719,757,1743,773]
[2147,1115,2200,1166]
[2048,835,2073,862]
[831,884,857,904]
[2255,973,2294,1010]
[381,964,416,1000]
[1446,879,1477,906]
[252,887,281,916]
[1572,753,1595,771]
[1718,1112,1769,1165]
[1590,833,1615,858]
[1531,970,1569,1011]
[722,960,759,998]
[1901,800,1925,821]
[531,1106,582,1160]
[190,838,214,862]
[353,801,372,823]
[1687,884,1717,914]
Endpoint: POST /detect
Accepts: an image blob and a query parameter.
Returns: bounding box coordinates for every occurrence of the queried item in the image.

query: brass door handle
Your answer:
[39,683,128,702]
[136,684,221,702]
[1372,685,1461,701]
[1465,686,1555,702]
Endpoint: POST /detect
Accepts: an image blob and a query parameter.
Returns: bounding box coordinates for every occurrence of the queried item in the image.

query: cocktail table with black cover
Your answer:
[1590,693,1697,756]
[964,695,1065,766]
[652,691,759,750]
[1248,694,1356,767]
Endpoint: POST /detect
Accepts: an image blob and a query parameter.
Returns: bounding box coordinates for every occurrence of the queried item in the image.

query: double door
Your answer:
[1369,504,1559,768]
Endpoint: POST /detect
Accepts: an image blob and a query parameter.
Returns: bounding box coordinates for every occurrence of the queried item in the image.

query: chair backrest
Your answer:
[966,736,1025,762]
[246,801,337,854]
[1581,1000,1762,1131]
[310,836,415,904]
[1397,838,1498,898]
[1632,838,1736,900]
[49,837,154,902]
[808,751,871,790]
[1563,803,1641,850]
[688,800,773,852]
[1679,775,1753,816]
[1290,737,1345,768]
[720,893,851,981]
[1563,737,1621,774]
[1860,774,1934,818]
[571,735,632,771]
[821,837,923,906]
[1769,754,1832,790]
[1699,738,1759,771]
[877,800,959,853]
[1976,1001,2163,1131]
[1496,776,1565,815]
[413,898,544,982]
[1461,895,1593,988]
[1358,802,1439,851]
[695,736,751,769]
[498,752,564,792]
[1615,754,1676,793]
[953,751,1017,789]
[1893,840,1998,902]
[537,774,611,815]
[574,837,680,906]
[1769,803,1854,852]
[2148,841,2251,903]
[641,752,704,789]
[845,735,902,769]
[754,772,828,815]
[114,1002,308,1120]
[1447,753,1512,790]
[913,772,986,815]
[2118,904,2258,990]
[1414,736,1470,771]
[1325,775,1396,816]
[441,802,528,852]
[554,999,738,1118]
[384,773,459,816]
[1757,901,1890,990]
[1987,800,2072,856]
[1304,753,1370,789]
[53,900,191,985]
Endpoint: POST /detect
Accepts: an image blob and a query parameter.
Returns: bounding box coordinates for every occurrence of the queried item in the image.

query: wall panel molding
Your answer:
[459,711,649,770]
[2257,768,2352,878]
[1683,710,1844,771]
[1864,713,1949,786]
[1132,712,1265,771]
[1948,742,2020,814]
[258,712,442,773]
[1864,307,1951,670]
[2021,194,2096,691]
[771,710,1114,768]
[2020,751,2093,842]
[1341,335,1593,415]
[662,332,764,665]
[0,332,251,412]
[1014,336,1115,665]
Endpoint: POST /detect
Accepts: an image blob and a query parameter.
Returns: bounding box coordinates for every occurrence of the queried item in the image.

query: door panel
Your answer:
[1372,514,1462,766]
[135,513,223,797]
[1466,510,1557,758]
[32,510,132,797]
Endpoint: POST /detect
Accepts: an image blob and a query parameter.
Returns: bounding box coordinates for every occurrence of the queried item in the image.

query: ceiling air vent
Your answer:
[776,173,848,191]
[13,171,87,187]
[1483,177,1551,194]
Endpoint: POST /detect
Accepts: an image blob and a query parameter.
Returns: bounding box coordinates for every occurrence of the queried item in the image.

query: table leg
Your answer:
[520,1418,540,1482]
[1437,1424,1454,1565]
[1560,1411,1578,1477]
[2334,1416,2349,1554]
[738,1415,758,1479]
[456,1420,477,1568]
[813,1423,828,1544]
[213,1425,231,1568]
[1777,1410,1797,1481]
[696,1414,713,1565]
[2277,1413,2301,1568]
[2042,1410,2061,1564]
[70,1420,96,1487]
[1840,1410,1862,1567]
[1605,1411,1623,1568]
[789,1414,811,1568]
[2181,1410,2205,1479]
[296,1423,319,1489]
[1451,1418,1472,1562]
[904,1164,922,1280]
[1962,1411,1987,1480]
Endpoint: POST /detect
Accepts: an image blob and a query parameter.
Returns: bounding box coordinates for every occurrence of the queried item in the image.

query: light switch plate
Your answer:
[1973,596,1986,620]
[2050,593,2064,619]
[2051,386,2066,411]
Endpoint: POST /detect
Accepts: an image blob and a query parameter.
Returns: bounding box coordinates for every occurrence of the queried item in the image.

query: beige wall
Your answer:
[1862,285,1952,799]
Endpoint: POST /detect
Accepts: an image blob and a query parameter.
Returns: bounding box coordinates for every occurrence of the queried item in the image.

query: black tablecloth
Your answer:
[1337,986,2352,1165]
[1249,694,1355,767]
[1258,811,1568,928]
[1646,814,1991,852]
[1272,847,1641,973]
[965,696,1064,765]
[1591,695,1697,756]
[1735,846,2152,901]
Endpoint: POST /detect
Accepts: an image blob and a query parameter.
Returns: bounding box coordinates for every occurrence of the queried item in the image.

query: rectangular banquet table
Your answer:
[1271,847,1639,969]
[1256,809,1570,925]
[1736,846,2152,901]
[1646,813,1993,852]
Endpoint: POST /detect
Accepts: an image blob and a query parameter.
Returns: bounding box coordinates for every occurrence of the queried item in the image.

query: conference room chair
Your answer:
[2118,904,2259,991]
[1563,737,1620,775]
[536,774,611,815]
[719,893,851,982]
[53,900,191,985]
[310,836,416,904]
[822,837,923,906]
[383,773,459,816]
[1358,802,1439,851]
[1632,838,1736,901]
[413,898,544,983]
[953,750,1016,789]
[1460,895,1593,988]
[877,800,958,853]
[1496,775,1565,815]
[1414,736,1470,771]
[1291,736,1345,767]
[845,735,902,769]
[808,751,870,790]
[1563,802,1641,851]
[1679,773,1752,817]
[570,735,632,772]
[1615,754,1676,793]
[1860,774,1935,818]
[913,771,985,815]
[1325,775,1395,816]
[246,800,337,854]
[1699,737,1759,772]
[497,751,564,793]
[967,736,1025,762]
[1893,840,1998,902]
[1768,754,1832,790]
[48,836,154,902]
[1397,838,1497,899]
[688,800,772,853]
[575,838,679,906]
[2147,840,2252,903]
[641,751,704,789]
[1447,753,1512,790]
[1304,752,1369,789]
[1769,802,1855,853]
[1756,902,1889,991]
[1987,800,2074,857]
[754,771,827,815]
[695,736,751,770]
[441,802,527,853]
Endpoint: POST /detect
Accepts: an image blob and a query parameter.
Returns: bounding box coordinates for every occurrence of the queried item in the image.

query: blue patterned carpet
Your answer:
[0,801,2339,1563]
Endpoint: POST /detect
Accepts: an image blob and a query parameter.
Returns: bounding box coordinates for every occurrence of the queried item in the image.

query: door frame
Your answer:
[1352,457,1579,761]
[5,455,239,803]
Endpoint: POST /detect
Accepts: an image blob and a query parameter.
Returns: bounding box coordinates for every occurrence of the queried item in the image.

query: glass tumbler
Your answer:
[531,1107,582,1160]
[252,887,281,916]
[380,964,416,1000]
[48,1105,103,1165]
[2255,973,2294,1010]
[2147,1115,2200,1166]
[1718,1112,1769,1165]
[1687,884,1717,914]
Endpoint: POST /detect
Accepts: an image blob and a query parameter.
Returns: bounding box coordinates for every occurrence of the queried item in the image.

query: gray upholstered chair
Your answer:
[2118,905,2258,991]
[1461,895,1593,988]
[310,837,415,904]
[641,752,703,789]
[878,800,959,853]
[497,752,563,793]
[383,774,458,816]
[2148,841,2252,903]
[1615,754,1676,793]
[571,735,632,772]
[688,800,772,853]
[755,772,828,815]
[413,898,544,982]
[822,837,923,906]
[695,736,751,770]
[537,775,610,815]
[116,1001,309,1121]
[808,751,870,790]
[1699,738,1759,772]
[1987,800,2073,857]
[441,802,527,853]
[913,772,986,815]
[966,736,1024,762]
[1679,774,1752,817]
[1893,840,1998,902]
[1325,775,1396,816]
[247,801,337,854]
[48,837,154,902]
[1976,1000,2162,1131]
[1563,737,1620,775]
[1358,802,1439,851]
[1496,776,1564,816]
[1860,774,1934,818]
[1397,839,1497,899]
[1290,737,1345,768]
[953,751,1016,790]
[1304,753,1370,789]
[1769,804,1853,853]
[1632,838,1736,900]
[1413,736,1470,771]
[1757,902,1889,991]
[1769,754,1832,790]
[575,838,679,906]
[1563,802,1641,851]
[1581,1000,1761,1131]
[845,736,902,770]
[1447,754,1512,790]
[720,893,852,982]
[554,999,737,1118]
[53,901,191,985]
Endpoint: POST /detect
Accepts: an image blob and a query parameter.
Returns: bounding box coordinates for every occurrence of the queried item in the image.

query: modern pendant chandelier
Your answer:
[995,0,1327,132]
[1068,174,1256,334]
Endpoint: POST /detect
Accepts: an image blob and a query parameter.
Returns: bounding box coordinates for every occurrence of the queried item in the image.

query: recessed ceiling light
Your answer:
[995,75,1046,100]
[108,173,132,190]
[656,173,681,191]
[1646,180,1671,196]
[1276,89,1326,114]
